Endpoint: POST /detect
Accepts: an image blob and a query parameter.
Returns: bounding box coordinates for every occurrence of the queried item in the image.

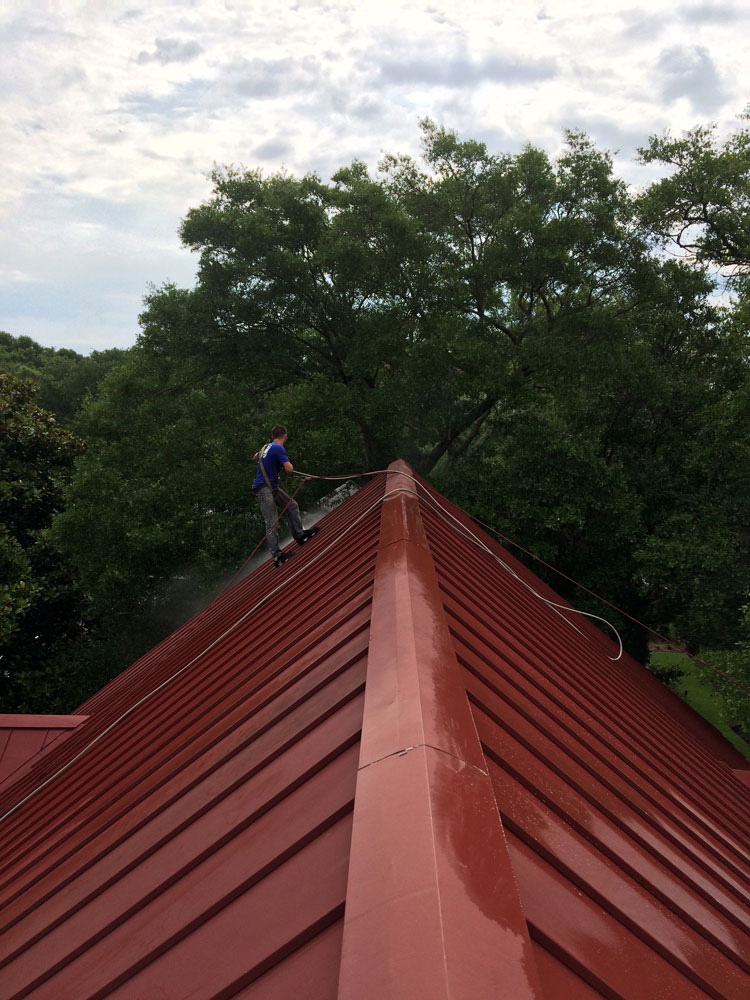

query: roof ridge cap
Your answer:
[337,464,545,999]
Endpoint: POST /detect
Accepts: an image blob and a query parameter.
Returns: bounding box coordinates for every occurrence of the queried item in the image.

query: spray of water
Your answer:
[220,480,360,586]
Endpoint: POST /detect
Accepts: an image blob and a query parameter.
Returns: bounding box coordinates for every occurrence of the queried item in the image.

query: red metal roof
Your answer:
[0,460,748,999]
[0,715,88,789]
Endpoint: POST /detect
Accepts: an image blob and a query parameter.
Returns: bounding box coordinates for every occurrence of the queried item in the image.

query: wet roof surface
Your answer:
[0,461,748,999]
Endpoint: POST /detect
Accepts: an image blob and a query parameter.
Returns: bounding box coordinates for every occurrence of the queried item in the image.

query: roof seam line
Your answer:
[358,741,489,777]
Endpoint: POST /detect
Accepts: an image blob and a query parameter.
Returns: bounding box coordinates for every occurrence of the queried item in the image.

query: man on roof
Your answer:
[252,425,320,567]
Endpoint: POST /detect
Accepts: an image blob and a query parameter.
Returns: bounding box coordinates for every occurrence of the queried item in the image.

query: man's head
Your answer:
[271,424,288,444]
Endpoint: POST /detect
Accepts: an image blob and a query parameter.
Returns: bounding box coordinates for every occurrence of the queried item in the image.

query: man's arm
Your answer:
[283,460,293,473]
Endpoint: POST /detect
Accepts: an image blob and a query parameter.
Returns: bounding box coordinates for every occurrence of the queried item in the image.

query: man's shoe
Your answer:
[296,525,321,546]
[274,550,294,568]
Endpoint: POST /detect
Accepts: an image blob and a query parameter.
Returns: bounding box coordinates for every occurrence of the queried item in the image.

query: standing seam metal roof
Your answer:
[0,460,747,999]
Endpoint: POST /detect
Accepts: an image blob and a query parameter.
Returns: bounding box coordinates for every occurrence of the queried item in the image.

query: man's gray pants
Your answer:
[254,486,304,557]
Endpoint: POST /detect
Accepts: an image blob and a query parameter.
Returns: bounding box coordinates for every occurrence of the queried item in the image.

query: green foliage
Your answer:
[0,330,127,424]
[0,373,86,709]
[699,603,750,743]
[49,325,285,688]
[435,247,750,657]
[177,164,427,468]
[649,651,750,758]
[55,347,263,609]
[638,115,750,271]
[646,652,685,688]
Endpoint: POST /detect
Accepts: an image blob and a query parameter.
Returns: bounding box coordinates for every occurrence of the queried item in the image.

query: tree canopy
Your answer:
[0,373,86,709]
[638,114,750,272]
[0,331,126,425]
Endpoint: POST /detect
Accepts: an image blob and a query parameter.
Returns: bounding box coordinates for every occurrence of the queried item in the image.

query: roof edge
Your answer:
[0,715,88,730]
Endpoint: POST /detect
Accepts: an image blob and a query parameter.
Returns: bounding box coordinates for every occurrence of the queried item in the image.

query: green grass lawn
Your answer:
[649,651,750,761]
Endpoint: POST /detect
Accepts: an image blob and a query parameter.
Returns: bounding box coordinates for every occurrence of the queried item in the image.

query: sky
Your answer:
[1,0,747,355]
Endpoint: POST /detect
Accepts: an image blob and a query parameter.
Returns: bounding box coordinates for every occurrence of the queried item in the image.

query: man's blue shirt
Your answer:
[253,441,289,490]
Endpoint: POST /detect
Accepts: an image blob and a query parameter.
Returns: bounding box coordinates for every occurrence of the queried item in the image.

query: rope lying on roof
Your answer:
[296,468,750,698]
[292,467,624,661]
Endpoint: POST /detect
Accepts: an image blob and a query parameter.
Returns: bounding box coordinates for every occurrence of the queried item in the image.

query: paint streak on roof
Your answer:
[0,461,748,999]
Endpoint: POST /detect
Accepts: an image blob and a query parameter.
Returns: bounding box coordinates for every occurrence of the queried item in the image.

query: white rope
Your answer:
[296,468,624,661]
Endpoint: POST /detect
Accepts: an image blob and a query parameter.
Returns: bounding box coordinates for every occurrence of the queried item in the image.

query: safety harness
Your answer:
[257,442,277,492]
